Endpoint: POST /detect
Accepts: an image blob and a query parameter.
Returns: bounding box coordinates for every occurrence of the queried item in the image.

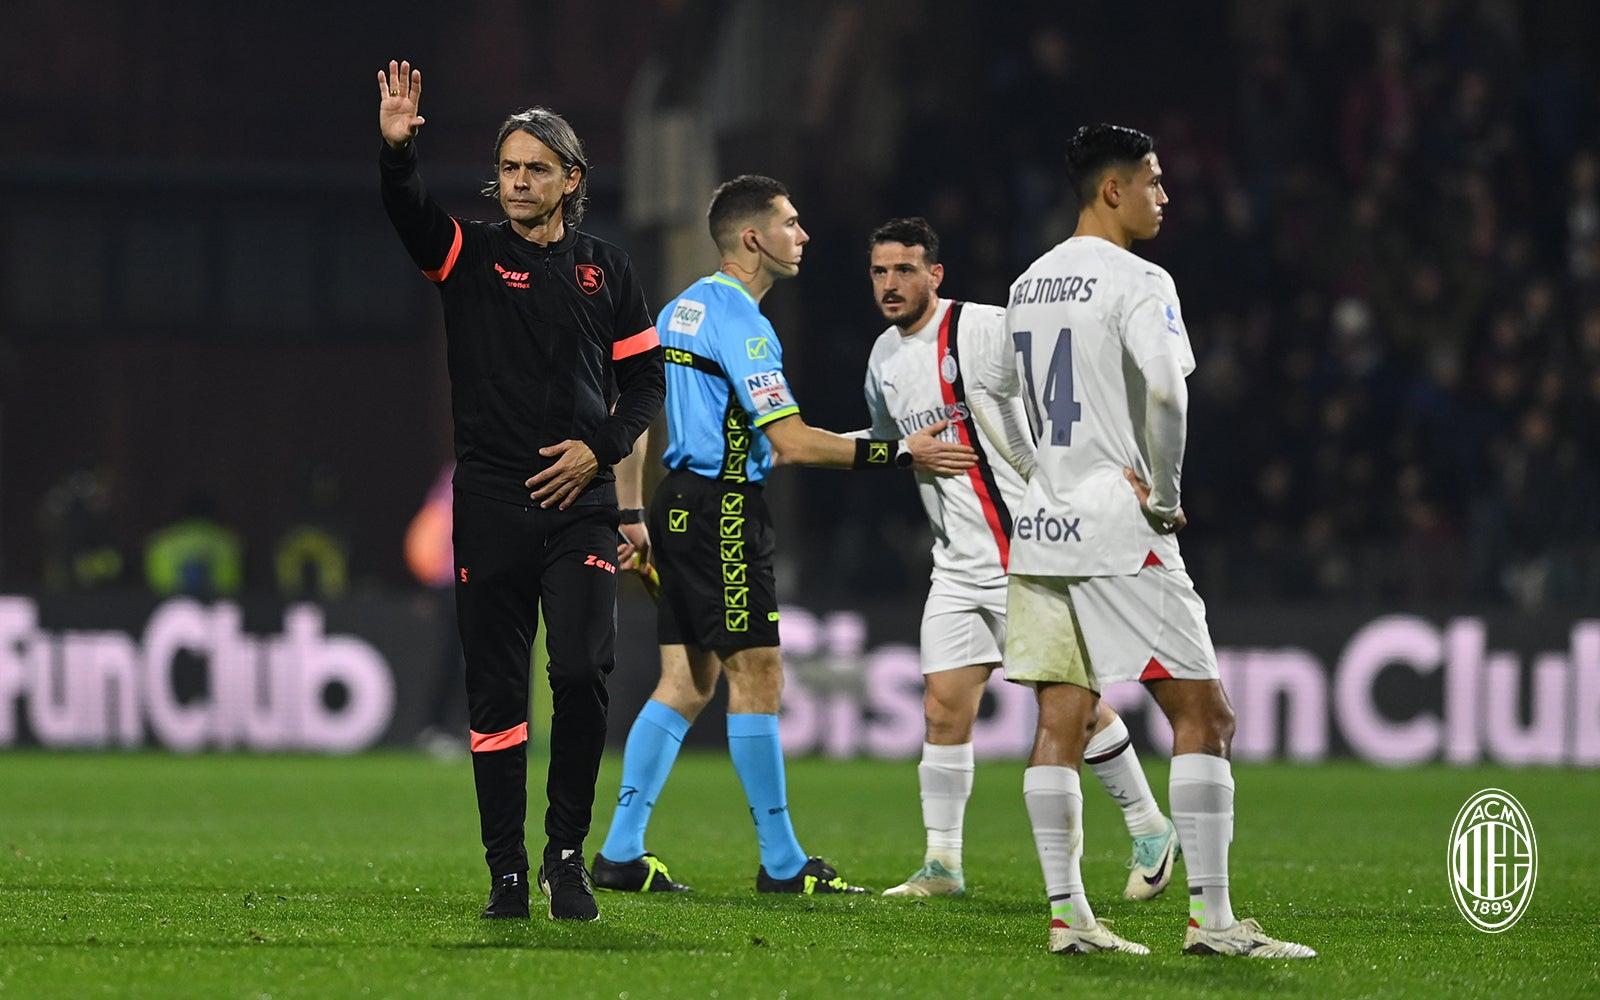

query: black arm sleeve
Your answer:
[584,259,664,466]
[379,140,462,280]
[589,349,665,467]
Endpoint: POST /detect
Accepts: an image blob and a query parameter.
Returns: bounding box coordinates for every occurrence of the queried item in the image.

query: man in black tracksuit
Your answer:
[377,60,664,921]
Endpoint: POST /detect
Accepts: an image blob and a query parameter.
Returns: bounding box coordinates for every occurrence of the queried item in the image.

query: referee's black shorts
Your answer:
[648,468,780,654]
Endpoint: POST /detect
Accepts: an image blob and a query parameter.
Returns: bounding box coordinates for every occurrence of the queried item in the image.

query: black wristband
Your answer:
[618,507,644,524]
[853,438,899,470]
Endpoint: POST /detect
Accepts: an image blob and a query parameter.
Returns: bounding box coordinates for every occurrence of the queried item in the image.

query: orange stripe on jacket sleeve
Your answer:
[422,218,463,282]
[612,326,660,361]
[469,722,528,753]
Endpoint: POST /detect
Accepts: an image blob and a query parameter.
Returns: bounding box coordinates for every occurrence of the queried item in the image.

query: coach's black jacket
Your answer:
[380,140,665,507]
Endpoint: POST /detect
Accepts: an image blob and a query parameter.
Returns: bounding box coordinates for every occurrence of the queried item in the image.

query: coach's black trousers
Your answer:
[453,489,619,877]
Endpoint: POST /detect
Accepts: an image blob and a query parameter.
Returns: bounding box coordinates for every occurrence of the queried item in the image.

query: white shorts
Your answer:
[1004,565,1219,692]
[919,573,1008,674]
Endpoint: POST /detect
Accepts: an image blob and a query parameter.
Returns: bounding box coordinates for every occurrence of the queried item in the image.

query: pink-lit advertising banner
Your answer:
[3,592,1596,766]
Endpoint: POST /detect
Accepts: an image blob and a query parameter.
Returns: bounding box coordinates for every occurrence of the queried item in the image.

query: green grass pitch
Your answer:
[1,751,1595,998]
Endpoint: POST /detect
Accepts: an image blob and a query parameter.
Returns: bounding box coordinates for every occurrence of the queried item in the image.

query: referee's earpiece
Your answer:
[752,234,801,267]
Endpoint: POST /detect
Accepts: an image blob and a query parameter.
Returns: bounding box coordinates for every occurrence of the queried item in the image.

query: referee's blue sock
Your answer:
[728,712,807,880]
[599,700,690,862]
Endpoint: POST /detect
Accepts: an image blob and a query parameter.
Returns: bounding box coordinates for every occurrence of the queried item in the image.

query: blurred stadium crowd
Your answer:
[5,0,1596,610]
[789,0,1600,609]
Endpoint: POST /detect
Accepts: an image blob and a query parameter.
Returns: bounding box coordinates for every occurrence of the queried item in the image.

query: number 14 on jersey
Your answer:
[1012,328,1082,447]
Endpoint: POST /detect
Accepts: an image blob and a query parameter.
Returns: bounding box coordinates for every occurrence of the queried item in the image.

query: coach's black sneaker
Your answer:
[592,851,692,893]
[538,850,599,921]
[480,870,530,919]
[756,856,870,895]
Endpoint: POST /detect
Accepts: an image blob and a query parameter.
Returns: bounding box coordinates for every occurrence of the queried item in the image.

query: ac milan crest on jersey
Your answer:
[865,299,1025,583]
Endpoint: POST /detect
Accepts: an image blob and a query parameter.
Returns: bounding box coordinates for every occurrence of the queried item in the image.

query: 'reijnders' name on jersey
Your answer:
[987,235,1196,578]
[1009,274,1098,306]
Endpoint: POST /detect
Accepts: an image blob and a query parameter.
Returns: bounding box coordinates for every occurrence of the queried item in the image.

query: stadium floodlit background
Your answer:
[2,1,1598,997]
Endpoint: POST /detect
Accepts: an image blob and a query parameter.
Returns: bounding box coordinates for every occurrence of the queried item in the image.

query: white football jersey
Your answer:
[864,299,1028,585]
[988,236,1195,577]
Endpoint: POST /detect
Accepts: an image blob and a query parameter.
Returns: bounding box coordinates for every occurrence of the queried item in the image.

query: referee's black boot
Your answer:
[480,870,530,919]
[592,851,692,893]
[756,856,871,895]
[538,849,599,921]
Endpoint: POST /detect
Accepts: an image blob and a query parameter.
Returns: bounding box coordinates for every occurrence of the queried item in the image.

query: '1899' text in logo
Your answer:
[1448,788,1536,933]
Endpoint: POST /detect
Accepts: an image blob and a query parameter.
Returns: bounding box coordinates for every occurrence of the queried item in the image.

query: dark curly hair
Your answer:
[868,217,940,265]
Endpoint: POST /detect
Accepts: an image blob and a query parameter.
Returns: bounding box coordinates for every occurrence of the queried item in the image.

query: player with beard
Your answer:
[860,218,1178,901]
[591,177,975,895]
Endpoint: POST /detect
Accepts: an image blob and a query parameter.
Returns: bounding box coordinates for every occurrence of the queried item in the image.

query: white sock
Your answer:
[919,741,974,871]
[1023,765,1095,930]
[1169,752,1236,930]
[1084,716,1168,838]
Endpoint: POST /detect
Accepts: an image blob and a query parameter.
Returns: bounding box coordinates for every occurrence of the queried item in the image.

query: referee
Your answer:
[593,175,975,895]
[377,61,664,921]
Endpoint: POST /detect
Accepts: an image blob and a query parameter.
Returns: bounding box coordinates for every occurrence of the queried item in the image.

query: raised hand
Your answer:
[377,59,426,149]
[907,420,978,477]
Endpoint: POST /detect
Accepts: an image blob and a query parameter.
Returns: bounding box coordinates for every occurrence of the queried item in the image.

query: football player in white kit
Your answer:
[857,218,1179,901]
[986,125,1315,958]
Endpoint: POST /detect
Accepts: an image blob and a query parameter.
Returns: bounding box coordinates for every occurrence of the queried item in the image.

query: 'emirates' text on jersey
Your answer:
[987,236,1195,577]
[865,300,1024,585]
[658,274,800,484]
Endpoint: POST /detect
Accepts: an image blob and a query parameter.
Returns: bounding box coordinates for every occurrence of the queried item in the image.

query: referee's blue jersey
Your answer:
[657,273,800,484]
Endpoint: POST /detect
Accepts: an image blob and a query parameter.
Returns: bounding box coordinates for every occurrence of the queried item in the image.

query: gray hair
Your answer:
[482,106,590,228]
